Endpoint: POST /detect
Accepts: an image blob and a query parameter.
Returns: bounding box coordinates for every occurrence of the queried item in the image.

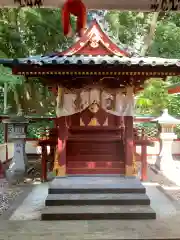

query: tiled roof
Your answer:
[1,55,180,67]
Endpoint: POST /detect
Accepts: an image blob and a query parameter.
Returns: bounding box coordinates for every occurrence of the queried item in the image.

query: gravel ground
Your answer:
[147,164,180,202]
[0,177,38,219]
[0,179,24,215]
[0,156,41,217]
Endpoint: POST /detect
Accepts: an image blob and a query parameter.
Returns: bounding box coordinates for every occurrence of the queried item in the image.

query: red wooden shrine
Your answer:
[38,20,135,177]
[67,103,125,174]
[6,20,177,180]
[38,102,153,180]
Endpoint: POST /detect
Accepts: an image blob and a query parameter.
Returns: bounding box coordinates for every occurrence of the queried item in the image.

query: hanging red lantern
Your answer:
[62,0,87,37]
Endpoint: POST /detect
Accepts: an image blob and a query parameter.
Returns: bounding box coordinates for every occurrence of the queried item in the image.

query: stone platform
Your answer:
[41,176,156,220]
[48,176,146,194]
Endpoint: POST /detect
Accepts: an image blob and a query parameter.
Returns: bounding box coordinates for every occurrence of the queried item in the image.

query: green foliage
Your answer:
[105,11,180,117]
[136,78,169,115]
[0,8,76,115]
[0,8,74,58]
[0,65,23,85]
[27,120,54,139]
[150,13,180,58]
[134,122,159,139]
[167,94,180,116]
[105,12,148,46]
[1,9,180,131]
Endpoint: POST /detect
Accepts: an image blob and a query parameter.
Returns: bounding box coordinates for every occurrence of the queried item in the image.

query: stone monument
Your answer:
[154,109,180,185]
[3,116,29,184]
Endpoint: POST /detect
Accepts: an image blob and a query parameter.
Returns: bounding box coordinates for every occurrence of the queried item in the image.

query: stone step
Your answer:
[45,193,150,206]
[49,186,146,194]
[41,205,156,220]
[48,178,146,194]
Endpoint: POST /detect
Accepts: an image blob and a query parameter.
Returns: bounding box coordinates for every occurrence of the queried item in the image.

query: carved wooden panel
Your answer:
[67,103,125,174]
[67,141,123,157]
[70,103,122,128]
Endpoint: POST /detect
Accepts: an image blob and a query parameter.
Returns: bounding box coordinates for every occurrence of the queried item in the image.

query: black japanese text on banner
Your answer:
[2,0,180,11]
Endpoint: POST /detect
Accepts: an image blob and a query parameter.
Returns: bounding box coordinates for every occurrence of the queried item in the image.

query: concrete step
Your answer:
[48,177,146,194]
[41,205,156,220]
[45,193,150,206]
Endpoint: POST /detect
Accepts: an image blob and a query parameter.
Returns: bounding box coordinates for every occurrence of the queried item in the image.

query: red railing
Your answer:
[2,126,153,182]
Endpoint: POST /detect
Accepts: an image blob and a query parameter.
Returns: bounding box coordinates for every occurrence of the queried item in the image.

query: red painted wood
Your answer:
[36,106,156,178]
[57,117,68,170]
[0,165,4,178]
[141,145,147,181]
[4,123,8,163]
[140,129,147,181]
[60,20,129,57]
[30,137,180,142]
[68,136,122,142]
[67,141,123,157]
[124,116,134,175]
[168,86,180,94]
[67,161,124,168]
[135,139,154,146]
[67,168,124,174]
[67,155,124,162]
[76,44,115,56]
[13,64,174,79]
[66,104,125,174]
[41,145,47,182]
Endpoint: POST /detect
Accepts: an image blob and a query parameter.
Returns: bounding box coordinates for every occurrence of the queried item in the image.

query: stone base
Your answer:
[42,176,156,220]
[48,176,146,194]
[151,164,180,186]
[5,169,25,185]
[41,205,156,220]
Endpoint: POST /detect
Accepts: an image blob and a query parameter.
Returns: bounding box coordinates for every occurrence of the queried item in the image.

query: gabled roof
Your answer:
[1,20,180,70]
[1,21,180,81]
[57,20,130,57]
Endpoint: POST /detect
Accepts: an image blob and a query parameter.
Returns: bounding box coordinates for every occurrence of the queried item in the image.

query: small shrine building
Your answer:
[2,20,180,178]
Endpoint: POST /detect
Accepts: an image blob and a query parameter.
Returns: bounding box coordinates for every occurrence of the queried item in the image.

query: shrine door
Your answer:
[66,104,125,174]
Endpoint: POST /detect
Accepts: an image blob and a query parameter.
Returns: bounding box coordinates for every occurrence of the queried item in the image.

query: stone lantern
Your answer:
[3,116,29,184]
[154,109,180,184]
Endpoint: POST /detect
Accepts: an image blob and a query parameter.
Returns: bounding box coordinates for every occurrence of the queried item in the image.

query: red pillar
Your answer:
[54,116,68,177]
[0,161,4,178]
[141,130,147,181]
[0,122,8,179]
[124,116,134,176]
[141,145,147,181]
[53,117,58,129]
[41,144,47,182]
[4,123,8,163]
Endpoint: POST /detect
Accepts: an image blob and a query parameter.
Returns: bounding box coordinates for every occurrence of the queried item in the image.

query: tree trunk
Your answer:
[140,12,159,57]
[135,12,160,111]
[13,87,23,115]
[56,87,64,117]
[3,82,8,114]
